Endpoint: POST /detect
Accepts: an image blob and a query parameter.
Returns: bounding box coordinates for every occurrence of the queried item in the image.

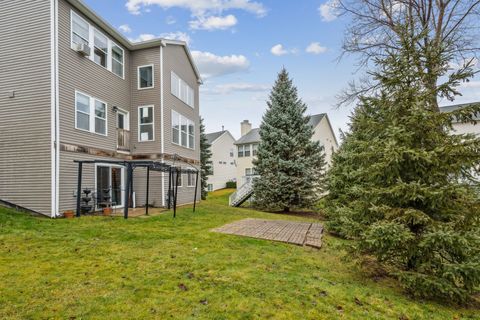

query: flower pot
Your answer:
[103,207,112,216]
[64,210,75,219]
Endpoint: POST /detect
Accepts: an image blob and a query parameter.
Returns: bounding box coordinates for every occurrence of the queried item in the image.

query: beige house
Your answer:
[440,103,480,135]
[234,114,338,187]
[205,130,237,191]
[0,0,202,217]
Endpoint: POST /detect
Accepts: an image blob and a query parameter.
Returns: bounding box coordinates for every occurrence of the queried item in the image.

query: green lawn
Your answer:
[0,189,478,319]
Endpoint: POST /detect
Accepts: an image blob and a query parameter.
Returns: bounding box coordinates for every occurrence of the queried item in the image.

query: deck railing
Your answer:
[117,129,130,151]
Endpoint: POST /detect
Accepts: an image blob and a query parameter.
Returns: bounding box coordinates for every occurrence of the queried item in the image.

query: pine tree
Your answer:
[199,117,212,200]
[253,68,326,212]
[326,34,480,302]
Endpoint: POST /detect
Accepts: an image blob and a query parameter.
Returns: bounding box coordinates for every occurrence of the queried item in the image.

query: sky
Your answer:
[83,0,480,140]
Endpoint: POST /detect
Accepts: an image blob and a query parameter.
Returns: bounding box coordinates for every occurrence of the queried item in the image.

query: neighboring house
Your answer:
[234,114,338,187]
[205,130,237,191]
[440,103,480,135]
[0,0,202,217]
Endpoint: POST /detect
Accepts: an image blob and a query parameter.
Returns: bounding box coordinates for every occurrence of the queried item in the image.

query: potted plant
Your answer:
[103,207,112,216]
[64,210,75,219]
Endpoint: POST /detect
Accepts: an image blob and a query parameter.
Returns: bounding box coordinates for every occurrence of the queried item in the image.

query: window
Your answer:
[238,145,244,157]
[252,144,258,156]
[71,12,89,47]
[71,11,125,78]
[230,148,234,157]
[112,44,124,78]
[93,30,108,68]
[207,184,213,192]
[176,173,183,187]
[94,100,106,135]
[75,91,107,135]
[244,144,251,157]
[138,106,154,142]
[171,72,195,108]
[245,168,252,176]
[187,172,196,187]
[138,65,154,89]
[171,111,195,149]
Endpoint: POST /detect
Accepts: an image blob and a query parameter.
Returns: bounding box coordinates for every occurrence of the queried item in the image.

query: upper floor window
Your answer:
[171,72,194,108]
[172,111,195,149]
[71,13,89,46]
[230,148,234,157]
[244,144,251,157]
[93,30,108,68]
[238,145,244,157]
[252,144,258,156]
[111,45,124,78]
[138,65,154,89]
[75,91,107,136]
[138,106,154,142]
[70,10,125,79]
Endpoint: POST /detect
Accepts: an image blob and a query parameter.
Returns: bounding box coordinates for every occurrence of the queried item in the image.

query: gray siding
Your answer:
[57,0,131,152]
[0,0,52,214]
[162,45,200,161]
[130,48,162,154]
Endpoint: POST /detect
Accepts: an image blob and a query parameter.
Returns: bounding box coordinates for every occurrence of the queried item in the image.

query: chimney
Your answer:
[222,125,225,131]
[240,120,252,137]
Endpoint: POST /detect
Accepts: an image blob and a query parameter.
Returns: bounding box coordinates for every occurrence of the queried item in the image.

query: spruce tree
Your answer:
[253,68,326,212]
[326,34,480,302]
[199,117,212,200]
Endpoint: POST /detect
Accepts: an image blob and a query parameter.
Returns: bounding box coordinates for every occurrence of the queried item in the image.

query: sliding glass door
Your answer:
[96,165,125,209]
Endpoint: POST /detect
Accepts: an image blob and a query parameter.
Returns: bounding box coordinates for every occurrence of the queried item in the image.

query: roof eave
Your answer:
[66,0,203,83]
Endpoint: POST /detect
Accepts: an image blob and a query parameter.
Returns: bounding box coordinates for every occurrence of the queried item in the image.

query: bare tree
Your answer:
[337,0,480,109]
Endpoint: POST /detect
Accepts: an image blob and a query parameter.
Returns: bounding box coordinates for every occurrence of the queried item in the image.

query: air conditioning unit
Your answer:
[73,43,91,56]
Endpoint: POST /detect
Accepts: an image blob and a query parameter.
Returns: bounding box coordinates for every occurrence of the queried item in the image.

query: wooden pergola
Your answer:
[73,159,199,219]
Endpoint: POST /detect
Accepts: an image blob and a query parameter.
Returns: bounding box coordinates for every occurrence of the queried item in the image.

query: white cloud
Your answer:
[189,14,238,30]
[270,44,288,56]
[119,24,132,33]
[205,82,270,94]
[129,31,191,44]
[191,51,250,78]
[166,15,176,24]
[319,0,340,22]
[160,31,192,44]
[125,0,267,17]
[306,42,327,54]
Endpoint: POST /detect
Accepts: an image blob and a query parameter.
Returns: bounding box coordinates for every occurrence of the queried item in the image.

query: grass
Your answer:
[0,189,478,319]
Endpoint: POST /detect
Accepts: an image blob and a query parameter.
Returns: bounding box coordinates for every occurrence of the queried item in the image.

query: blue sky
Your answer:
[83,0,480,139]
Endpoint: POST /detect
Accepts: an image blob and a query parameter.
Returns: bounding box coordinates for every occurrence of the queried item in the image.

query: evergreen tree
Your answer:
[253,68,326,212]
[326,34,480,302]
[199,117,212,200]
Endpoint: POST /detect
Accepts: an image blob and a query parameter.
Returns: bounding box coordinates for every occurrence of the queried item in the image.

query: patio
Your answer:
[213,218,323,248]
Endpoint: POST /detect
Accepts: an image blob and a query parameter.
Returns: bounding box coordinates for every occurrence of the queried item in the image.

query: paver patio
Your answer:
[213,218,323,248]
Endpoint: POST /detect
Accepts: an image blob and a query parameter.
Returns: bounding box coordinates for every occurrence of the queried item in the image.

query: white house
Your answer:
[440,103,480,135]
[233,114,339,188]
[205,130,237,191]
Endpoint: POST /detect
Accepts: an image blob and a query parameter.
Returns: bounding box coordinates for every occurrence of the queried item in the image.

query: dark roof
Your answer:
[235,128,261,145]
[235,113,327,145]
[308,113,326,128]
[205,131,226,144]
[440,102,480,121]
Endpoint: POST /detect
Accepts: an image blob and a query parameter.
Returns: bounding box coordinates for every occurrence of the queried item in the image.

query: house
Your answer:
[440,103,480,135]
[234,114,338,187]
[205,130,237,191]
[0,0,202,217]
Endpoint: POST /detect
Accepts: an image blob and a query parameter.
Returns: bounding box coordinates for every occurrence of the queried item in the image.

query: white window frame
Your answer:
[138,64,155,90]
[238,145,244,158]
[187,172,196,187]
[75,90,108,136]
[171,71,194,108]
[244,144,251,157]
[171,110,195,149]
[70,10,125,80]
[111,42,124,78]
[138,105,155,142]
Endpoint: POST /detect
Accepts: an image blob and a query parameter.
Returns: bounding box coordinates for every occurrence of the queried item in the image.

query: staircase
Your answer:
[229,178,256,207]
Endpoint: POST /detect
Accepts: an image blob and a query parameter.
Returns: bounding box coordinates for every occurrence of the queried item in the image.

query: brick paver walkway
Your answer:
[213,218,323,248]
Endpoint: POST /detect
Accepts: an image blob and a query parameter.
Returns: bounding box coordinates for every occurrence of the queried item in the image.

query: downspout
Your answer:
[50,0,60,218]
[160,40,166,207]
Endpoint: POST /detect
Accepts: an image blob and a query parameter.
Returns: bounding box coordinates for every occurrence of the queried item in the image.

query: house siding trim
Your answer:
[51,0,60,218]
